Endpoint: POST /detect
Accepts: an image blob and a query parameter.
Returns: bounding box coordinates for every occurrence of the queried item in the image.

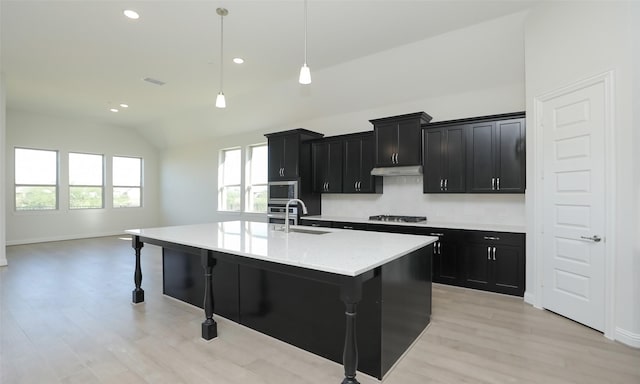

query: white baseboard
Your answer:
[524,291,536,306]
[6,231,125,246]
[615,327,640,349]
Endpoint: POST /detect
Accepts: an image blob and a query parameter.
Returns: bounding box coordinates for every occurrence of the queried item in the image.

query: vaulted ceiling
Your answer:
[1,1,534,148]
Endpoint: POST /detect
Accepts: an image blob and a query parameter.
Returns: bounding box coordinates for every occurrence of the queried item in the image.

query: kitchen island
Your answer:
[126,221,436,382]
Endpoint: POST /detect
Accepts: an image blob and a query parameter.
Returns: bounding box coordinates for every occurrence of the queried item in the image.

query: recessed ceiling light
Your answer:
[110,108,119,113]
[120,103,129,108]
[123,10,140,19]
[233,58,244,64]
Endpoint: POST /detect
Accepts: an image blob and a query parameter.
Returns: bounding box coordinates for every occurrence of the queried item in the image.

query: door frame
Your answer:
[532,70,616,339]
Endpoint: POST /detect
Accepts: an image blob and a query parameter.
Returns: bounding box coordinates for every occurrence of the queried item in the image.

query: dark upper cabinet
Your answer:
[266,129,323,181]
[370,112,432,167]
[467,117,525,193]
[312,139,343,193]
[423,125,466,193]
[343,133,382,194]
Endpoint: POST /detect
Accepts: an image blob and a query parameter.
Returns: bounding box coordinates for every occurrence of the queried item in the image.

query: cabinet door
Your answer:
[268,136,285,180]
[396,119,422,166]
[443,125,466,192]
[492,244,524,296]
[467,122,496,192]
[358,134,379,193]
[343,138,361,193]
[282,134,300,179]
[495,118,525,193]
[375,122,397,166]
[312,142,328,192]
[463,243,492,290]
[423,128,444,193]
[326,141,343,193]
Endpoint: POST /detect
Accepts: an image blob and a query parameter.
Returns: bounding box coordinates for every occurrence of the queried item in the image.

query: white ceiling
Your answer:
[1,0,534,148]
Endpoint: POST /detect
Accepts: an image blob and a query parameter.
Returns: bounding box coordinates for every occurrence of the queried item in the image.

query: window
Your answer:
[15,147,58,211]
[246,144,268,213]
[69,153,104,209]
[113,156,142,208]
[219,148,241,211]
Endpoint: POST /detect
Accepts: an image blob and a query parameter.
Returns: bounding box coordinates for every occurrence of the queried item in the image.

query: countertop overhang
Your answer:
[126,221,436,277]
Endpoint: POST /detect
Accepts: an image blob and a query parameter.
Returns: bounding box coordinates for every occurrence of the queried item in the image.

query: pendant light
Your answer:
[216,8,228,108]
[298,0,311,84]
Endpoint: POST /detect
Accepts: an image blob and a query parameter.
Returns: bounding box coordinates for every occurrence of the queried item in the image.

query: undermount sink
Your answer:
[288,228,330,235]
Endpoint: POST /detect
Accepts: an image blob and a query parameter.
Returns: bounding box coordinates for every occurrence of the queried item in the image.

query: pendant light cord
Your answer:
[219,12,224,91]
[303,0,308,65]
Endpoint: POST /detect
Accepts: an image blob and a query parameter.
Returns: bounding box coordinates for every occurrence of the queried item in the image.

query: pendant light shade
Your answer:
[216,8,228,108]
[299,0,311,84]
[215,92,226,108]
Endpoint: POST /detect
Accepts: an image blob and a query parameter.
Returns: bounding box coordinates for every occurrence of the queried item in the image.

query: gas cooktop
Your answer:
[368,215,427,223]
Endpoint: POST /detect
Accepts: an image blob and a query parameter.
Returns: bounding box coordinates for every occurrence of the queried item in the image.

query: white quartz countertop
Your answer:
[301,215,526,233]
[126,221,436,277]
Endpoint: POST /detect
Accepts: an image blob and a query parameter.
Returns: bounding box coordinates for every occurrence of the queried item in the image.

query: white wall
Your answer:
[160,12,527,229]
[0,73,7,266]
[160,130,269,225]
[6,109,162,244]
[525,2,639,346]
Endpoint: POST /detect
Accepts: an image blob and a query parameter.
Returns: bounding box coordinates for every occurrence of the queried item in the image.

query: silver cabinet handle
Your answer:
[433,242,437,255]
[444,179,448,190]
[430,232,444,237]
[497,177,500,190]
[493,247,496,261]
[483,236,500,241]
[440,179,444,190]
[580,235,602,242]
[391,153,395,163]
[491,177,495,190]
[438,242,441,254]
[343,226,354,230]
[487,246,491,260]
[357,181,361,191]
[354,181,358,191]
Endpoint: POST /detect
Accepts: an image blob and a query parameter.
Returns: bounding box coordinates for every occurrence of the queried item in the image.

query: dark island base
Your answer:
[163,246,432,380]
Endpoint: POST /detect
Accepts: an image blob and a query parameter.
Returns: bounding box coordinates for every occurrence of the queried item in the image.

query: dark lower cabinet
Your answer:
[463,231,525,296]
[301,220,525,297]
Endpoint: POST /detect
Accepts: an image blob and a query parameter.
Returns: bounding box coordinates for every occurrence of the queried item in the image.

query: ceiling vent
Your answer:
[143,77,166,86]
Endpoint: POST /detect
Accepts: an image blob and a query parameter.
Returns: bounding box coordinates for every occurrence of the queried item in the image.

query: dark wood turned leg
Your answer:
[201,250,218,340]
[340,277,363,384]
[132,236,144,303]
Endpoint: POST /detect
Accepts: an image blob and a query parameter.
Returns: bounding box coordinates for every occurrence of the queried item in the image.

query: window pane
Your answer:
[70,186,103,209]
[222,149,241,186]
[15,148,57,184]
[15,186,57,210]
[250,145,267,185]
[114,187,141,208]
[69,153,103,186]
[113,157,141,186]
[222,186,241,211]
[248,185,267,212]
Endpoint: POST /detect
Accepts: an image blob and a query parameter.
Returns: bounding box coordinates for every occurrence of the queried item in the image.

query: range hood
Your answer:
[370,165,423,176]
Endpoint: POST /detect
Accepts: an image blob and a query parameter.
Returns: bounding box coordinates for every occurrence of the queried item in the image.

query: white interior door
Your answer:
[541,79,607,332]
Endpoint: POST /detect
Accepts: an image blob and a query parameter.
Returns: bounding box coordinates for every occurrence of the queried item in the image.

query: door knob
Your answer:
[580,235,602,243]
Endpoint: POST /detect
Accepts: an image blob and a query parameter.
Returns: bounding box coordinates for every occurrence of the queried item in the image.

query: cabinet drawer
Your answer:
[464,230,524,246]
[331,222,367,231]
[299,219,332,228]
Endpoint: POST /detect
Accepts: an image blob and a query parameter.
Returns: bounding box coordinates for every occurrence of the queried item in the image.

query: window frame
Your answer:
[112,155,143,208]
[218,147,242,212]
[68,151,105,210]
[245,143,268,213]
[14,147,59,212]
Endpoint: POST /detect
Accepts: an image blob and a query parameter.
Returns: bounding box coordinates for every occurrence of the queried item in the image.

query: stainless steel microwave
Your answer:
[267,180,298,204]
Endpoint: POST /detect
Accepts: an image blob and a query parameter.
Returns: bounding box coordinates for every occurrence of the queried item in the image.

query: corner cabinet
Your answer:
[467,116,526,193]
[423,125,466,193]
[415,228,464,286]
[312,139,343,193]
[343,133,382,194]
[265,129,324,181]
[370,112,432,167]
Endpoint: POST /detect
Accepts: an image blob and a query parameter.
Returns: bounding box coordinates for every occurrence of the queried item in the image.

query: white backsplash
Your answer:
[321,176,525,226]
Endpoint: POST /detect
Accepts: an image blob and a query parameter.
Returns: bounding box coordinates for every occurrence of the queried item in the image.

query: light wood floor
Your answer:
[1,236,639,384]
